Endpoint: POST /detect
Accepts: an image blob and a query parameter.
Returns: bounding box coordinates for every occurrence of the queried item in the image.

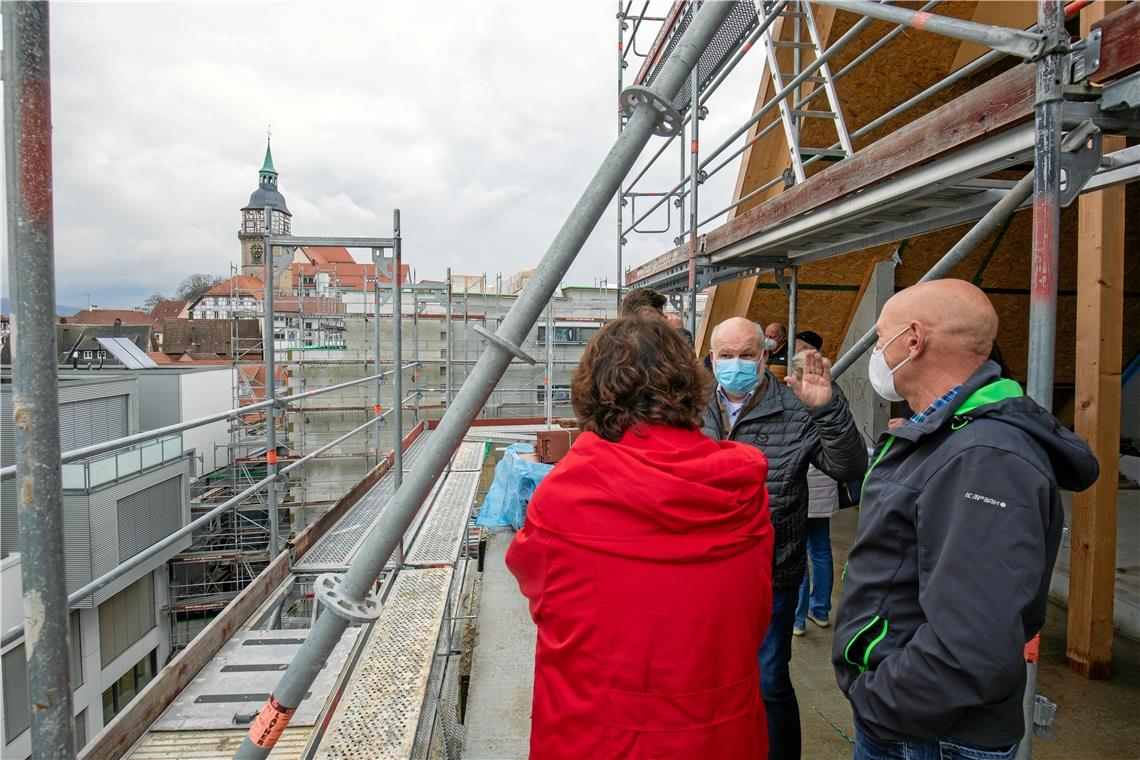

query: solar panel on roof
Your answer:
[96,336,157,368]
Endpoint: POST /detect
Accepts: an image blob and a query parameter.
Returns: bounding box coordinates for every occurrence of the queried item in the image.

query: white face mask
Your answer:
[868,325,913,402]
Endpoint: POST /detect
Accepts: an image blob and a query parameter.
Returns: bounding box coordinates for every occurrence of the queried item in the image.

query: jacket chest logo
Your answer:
[964,491,1007,508]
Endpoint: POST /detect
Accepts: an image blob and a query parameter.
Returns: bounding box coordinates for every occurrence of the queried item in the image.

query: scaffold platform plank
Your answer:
[450,440,487,471]
[312,567,453,760]
[292,432,436,573]
[406,471,480,567]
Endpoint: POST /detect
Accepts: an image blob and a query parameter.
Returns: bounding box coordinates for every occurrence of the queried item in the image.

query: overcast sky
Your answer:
[1,1,767,311]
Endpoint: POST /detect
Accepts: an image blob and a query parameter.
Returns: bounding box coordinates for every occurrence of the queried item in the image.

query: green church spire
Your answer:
[259,129,277,186]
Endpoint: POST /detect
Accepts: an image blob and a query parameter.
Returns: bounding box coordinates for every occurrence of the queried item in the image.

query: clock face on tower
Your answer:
[250,243,264,261]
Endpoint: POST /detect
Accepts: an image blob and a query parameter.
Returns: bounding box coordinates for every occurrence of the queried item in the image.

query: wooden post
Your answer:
[1066,0,1125,681]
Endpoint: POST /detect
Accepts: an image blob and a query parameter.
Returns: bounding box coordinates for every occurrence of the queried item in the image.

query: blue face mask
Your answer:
[715,357,759,395]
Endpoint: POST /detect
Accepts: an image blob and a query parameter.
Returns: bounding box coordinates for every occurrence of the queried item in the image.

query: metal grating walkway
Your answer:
[312,567,453,760]
[449,440,487,472]
[293,432,436,573]
[406,471,480,567]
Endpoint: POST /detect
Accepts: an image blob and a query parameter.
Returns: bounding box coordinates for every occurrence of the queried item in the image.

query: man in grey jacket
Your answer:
[701,317,867,760]
[833,280,1099,758]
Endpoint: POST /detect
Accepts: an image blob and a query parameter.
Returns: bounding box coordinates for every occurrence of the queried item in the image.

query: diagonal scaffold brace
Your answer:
[232,2,737,757]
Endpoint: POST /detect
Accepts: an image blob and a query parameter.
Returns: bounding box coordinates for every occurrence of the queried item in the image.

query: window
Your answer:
[2,645,29,743]
[83,350,93,359]
[98,574,156,668]
[70,610,83,688]
[117,477,181,563]
[537,385,572,403]
[537,325,598,345]
[74,709,87,750]
[101,649,156,724]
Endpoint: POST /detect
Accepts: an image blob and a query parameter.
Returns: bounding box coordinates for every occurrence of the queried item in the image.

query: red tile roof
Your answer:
[201,275,265,299]
[148,300,189,323]
[300,246,356,265]
[290,261,409,290]
[67,309,152,325]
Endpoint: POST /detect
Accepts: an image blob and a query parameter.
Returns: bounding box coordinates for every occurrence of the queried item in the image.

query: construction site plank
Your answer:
[1089,1,1140,84]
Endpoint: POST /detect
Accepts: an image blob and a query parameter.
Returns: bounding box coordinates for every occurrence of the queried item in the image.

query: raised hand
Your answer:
[786,349,833,409]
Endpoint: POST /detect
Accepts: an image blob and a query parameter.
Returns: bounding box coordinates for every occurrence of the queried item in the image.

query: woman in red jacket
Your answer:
[506,315,774,759]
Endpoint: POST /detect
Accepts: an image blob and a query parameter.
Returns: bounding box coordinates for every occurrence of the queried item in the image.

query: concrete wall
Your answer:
[835,260,895,448]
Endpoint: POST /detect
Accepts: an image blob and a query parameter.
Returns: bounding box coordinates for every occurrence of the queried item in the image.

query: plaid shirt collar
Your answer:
[908,385,962,425]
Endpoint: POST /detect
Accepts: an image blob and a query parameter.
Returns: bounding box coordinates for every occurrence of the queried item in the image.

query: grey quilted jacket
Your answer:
[700,371,867,591]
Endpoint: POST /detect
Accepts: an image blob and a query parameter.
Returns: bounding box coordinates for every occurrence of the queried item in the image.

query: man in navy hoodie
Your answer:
[833,279,1099,759]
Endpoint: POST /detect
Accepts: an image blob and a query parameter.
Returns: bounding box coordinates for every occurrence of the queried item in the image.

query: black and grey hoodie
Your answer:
[832,361,1099,748]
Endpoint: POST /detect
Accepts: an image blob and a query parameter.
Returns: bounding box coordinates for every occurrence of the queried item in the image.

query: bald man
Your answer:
[833,280,1099,759]
[702,316,867,760]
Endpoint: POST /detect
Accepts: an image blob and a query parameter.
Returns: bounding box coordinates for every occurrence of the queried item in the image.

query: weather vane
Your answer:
[267,123,272,143]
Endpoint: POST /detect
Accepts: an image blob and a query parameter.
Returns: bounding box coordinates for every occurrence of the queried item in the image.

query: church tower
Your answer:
[239,139,293,288]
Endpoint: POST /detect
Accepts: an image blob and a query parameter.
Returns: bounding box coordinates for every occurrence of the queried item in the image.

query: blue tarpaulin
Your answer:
[475,443,554,530]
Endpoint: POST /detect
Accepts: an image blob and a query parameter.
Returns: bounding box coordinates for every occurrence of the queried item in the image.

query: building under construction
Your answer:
[1,1,1138,759]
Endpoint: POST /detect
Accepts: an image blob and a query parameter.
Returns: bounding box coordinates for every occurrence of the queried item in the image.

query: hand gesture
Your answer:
[786,349,833,409]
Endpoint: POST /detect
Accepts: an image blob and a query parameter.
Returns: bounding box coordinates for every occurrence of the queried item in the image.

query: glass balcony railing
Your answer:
[62,435,184,490]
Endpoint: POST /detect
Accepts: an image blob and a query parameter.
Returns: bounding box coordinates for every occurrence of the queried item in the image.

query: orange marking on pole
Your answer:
[691,139,698,153]
[266,451,278,465]
[248,696,295,749]
[742,41,752,53]
[1024,634,1040,664]
[374,404,383,414]
[913,11,931,30]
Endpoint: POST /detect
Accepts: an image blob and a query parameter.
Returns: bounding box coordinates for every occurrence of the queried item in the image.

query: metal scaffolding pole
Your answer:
[1020,3,1067,755]
[2,4,76,757]
[545,298,554,426]
[392,211,404,568]
[233,3,734,755]
[373,268,383,464]
[616,0,626,310]
[413,287,421,423]
[811,0,1047,59]
[687,65,700,338]
[263,204,280,557]
[446,267,453,407]
[787,265,798,368]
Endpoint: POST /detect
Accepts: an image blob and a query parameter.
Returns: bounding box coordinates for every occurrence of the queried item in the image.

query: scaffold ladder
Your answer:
[759,0,854,183]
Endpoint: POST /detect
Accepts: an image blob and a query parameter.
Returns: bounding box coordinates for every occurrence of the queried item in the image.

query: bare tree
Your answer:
[140,292,166,312]
[175,273,224,302]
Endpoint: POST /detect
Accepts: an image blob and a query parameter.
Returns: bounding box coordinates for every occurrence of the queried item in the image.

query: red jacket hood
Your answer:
[525,424,769,562]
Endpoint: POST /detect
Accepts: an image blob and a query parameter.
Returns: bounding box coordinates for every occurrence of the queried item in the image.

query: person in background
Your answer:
[766,322,789,367]
[833,279,1099,759]
[666,312,695,347]
[508,315,775,759]
[619,286,666,317]
[702,316,867,760]
[788,331,840,638]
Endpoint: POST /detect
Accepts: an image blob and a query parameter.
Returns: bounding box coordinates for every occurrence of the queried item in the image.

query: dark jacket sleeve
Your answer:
[847,446,1053,739]
[805,385,867,483]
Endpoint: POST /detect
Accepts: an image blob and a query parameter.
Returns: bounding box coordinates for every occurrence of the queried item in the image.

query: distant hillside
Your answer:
[0,298,82,317]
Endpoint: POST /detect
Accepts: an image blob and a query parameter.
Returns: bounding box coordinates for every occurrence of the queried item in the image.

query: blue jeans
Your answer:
[853,718,1018,760]
[794,518,833,629]
[760,588,800,760]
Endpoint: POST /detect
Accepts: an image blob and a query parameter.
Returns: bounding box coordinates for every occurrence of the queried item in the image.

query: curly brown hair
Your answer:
[571,315,712,442]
